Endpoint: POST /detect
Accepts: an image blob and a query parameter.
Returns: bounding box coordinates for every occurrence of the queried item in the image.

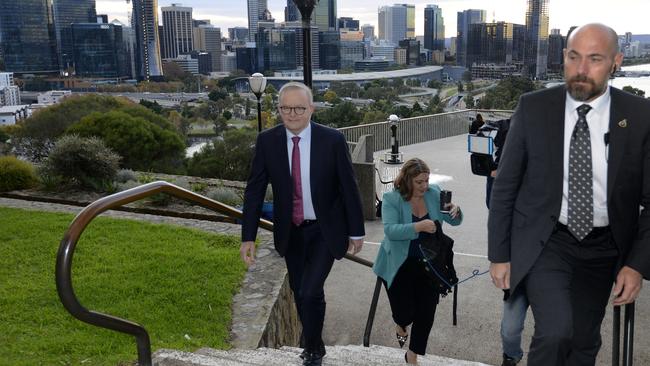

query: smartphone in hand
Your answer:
[440,190,452,213]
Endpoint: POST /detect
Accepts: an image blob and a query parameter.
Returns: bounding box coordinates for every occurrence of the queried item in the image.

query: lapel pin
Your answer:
[618,119,627,128]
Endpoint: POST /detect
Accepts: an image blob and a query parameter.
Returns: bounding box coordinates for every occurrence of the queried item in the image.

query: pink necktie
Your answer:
[291,136,304,226]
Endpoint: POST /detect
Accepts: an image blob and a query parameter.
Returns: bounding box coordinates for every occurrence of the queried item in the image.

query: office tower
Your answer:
[283,22,320,70]
[456,9,486,67]
[286,0,300,22]
[257,27,297,71]
[112,19,136,79]
[467,22,516,66]
[378,4,409,44]
[161,4,193,59]
[236,44,258,74]
[97,14,108,24]
[524,0,549,79]
[313,0,337,32]
[193,19,210,27]
[338,17,359,31]
[131,0,163,80]
[398,39,421,66]
[190,51,211,75]
[339,30,364,69]
[52,0,97,72]
[319,31,340,70]
[424,4,444,51]
[193,25,222,72]
[547,28,564,74]
[370,40,397,62]
[361,24,375,41]
[248,0,268,42]
[0,0,59,74]
[0,73,20,106]
[405,4,415,39]
[71,23,127,78]
[229,27,249,42]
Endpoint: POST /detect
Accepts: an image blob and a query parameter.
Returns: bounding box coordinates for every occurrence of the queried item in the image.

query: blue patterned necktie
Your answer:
[567,104,593,241]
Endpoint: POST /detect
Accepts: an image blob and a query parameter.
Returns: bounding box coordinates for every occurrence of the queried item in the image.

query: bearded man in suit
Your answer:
[488,23,650,365]
[240,81,365,366]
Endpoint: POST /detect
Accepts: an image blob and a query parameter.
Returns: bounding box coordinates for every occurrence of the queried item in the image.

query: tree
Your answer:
[262,93,274,111]
[187,128,257,180]
[67,110,185,173]
[208,89,228,101]
[222,110,232,120]
[162,62,191,82]
[245,98,251,117]
[313,102,362,128]
[323,90,338,103]
[139,99,163,114]
[465,93,475,109]
[462,70,473,82]
[362,110,387,124]
[412,102,423,115]
[167,110,191,136]
[622,85,646,97]
[478,76,538,110]
[457,81,464,92]
[427,79,442,89]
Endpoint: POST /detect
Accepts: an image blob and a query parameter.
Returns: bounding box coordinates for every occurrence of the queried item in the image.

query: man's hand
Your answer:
[612,266,643,306]
[490,262,511,289]
[240,241,256,267]
[348,238,363,255]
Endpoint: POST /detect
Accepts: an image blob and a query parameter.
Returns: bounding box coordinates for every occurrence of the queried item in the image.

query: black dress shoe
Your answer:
[302,351,324,366]
[300,343,325,359]
[501,353,519,366]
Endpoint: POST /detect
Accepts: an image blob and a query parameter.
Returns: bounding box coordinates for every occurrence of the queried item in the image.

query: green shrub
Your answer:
[0,156,38,192]
[207,186,242,207]
[41,135,121,191]
[116,169,137,183]
[190,181,208,194]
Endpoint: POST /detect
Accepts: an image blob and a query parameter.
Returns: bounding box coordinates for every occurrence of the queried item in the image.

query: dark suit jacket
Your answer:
[488,85,650,292]
[242,122,366,259]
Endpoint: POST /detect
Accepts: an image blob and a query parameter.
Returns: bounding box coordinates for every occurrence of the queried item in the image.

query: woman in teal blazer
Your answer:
[373,158,462,364]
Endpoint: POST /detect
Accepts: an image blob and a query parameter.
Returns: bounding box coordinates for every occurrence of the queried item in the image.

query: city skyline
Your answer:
[96,0,649,37]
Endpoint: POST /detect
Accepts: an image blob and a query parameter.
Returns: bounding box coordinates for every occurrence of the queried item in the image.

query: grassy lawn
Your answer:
[0,206,246,366]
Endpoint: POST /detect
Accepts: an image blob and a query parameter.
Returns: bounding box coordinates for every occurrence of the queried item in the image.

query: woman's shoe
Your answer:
[396,326,408,348]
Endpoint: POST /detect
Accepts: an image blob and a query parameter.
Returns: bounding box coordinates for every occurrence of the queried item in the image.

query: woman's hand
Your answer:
[444,203,461,219]
[414,219,436,233]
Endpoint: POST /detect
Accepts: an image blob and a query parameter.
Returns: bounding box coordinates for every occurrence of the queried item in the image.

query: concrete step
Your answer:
[153,345,493,366]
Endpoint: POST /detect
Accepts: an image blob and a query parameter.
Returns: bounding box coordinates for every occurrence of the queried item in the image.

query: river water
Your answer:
[611,63,650,96]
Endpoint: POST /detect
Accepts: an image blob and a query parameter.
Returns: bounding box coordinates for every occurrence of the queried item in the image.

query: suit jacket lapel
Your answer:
[275,126,291,180]
[309,122,320,196]
[607,88,629,200]
[548,86,566,200]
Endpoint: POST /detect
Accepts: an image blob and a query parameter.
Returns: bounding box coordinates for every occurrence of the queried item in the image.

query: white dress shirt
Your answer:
[286,124,316,220]
[559,88,610,227]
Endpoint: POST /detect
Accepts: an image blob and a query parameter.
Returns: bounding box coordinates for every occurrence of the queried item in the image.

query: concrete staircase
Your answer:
[153,345,492,366]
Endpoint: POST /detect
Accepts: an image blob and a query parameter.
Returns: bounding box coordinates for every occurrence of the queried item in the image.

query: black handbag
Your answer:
[418,220,458,296]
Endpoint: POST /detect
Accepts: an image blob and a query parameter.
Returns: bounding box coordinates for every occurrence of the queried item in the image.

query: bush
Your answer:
[41,135,121,191]
[116,169,137,183]
[207,186,242,207]
[186,128,257,181]
[0,156,38,192]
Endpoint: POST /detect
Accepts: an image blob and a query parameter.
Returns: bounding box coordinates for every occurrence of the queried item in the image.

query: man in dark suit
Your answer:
[488,23,650,365]
[241,81,365,366]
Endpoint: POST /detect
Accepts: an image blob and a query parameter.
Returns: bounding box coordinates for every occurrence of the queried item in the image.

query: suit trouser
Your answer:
[284,222,335,353]
[384,257,440,355]
[525,226,618,366]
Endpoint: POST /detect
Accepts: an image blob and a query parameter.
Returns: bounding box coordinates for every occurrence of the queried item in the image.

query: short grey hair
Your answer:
[278,82,313,105]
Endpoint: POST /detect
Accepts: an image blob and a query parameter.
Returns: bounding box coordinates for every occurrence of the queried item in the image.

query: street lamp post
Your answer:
[385,114,403,164]
[248,73,267,132]
[293,0,318,88]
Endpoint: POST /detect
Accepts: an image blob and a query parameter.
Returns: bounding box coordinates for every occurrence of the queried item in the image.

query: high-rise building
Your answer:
[338,17,359,31]
[193,25,222,72]
[319,31,340,70]
[161,4,193,59]
[398,39,421,66]
[52,0,97,72]
[424,4,444,52]
[112,19,136,79]
[378,4,410,44]
[97,14,108,24]
[313,0,337,32]
[283,22,320,71]
[339,30,364,69]
[131,0,163,80]
[361,24,375,41]
[285,0,300,22]
[0,72,20,106]
[467,22,519,66]
[524,0,549,79]
[0,0,59,74]
[547,28,564,74]
[456,9,486,67]
[247,0,268,42]
[229,27,249,42]
[71,23,128,78]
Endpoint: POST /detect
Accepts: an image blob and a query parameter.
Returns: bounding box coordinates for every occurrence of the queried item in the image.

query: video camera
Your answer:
[467,119,510,176]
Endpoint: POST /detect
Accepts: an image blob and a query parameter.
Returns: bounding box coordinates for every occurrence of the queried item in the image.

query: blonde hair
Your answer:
[394,158,430,201]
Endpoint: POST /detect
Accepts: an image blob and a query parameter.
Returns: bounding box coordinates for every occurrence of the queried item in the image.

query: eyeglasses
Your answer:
[279,106,308,115]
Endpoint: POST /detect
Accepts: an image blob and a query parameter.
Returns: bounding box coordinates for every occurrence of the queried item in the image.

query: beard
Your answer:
[566,75,607,101]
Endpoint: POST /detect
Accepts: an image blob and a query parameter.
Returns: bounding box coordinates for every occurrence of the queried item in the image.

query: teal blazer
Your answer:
[372,184,463,288]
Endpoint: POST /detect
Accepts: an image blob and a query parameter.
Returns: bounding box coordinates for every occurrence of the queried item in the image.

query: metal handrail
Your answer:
[55,180,371,366]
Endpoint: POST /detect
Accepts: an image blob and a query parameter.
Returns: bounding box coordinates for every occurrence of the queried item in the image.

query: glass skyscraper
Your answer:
[52,0,96,72]
[456,9,486,67]
[72,23,127,78]
[0,0,59,74]
[424,4,444,52]
[131,0,163,80]
[524,0,549,79]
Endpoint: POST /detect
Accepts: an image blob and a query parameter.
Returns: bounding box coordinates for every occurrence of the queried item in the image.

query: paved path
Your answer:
[3,134,648,365]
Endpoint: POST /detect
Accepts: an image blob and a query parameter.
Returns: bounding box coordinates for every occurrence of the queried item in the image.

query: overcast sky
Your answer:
[97,0,649,37]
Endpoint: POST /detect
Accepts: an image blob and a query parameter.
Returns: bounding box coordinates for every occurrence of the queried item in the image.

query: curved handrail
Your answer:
[55,180,371,365]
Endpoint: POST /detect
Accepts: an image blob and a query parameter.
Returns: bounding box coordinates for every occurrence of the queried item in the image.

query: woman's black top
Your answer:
[408,213,434,258]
